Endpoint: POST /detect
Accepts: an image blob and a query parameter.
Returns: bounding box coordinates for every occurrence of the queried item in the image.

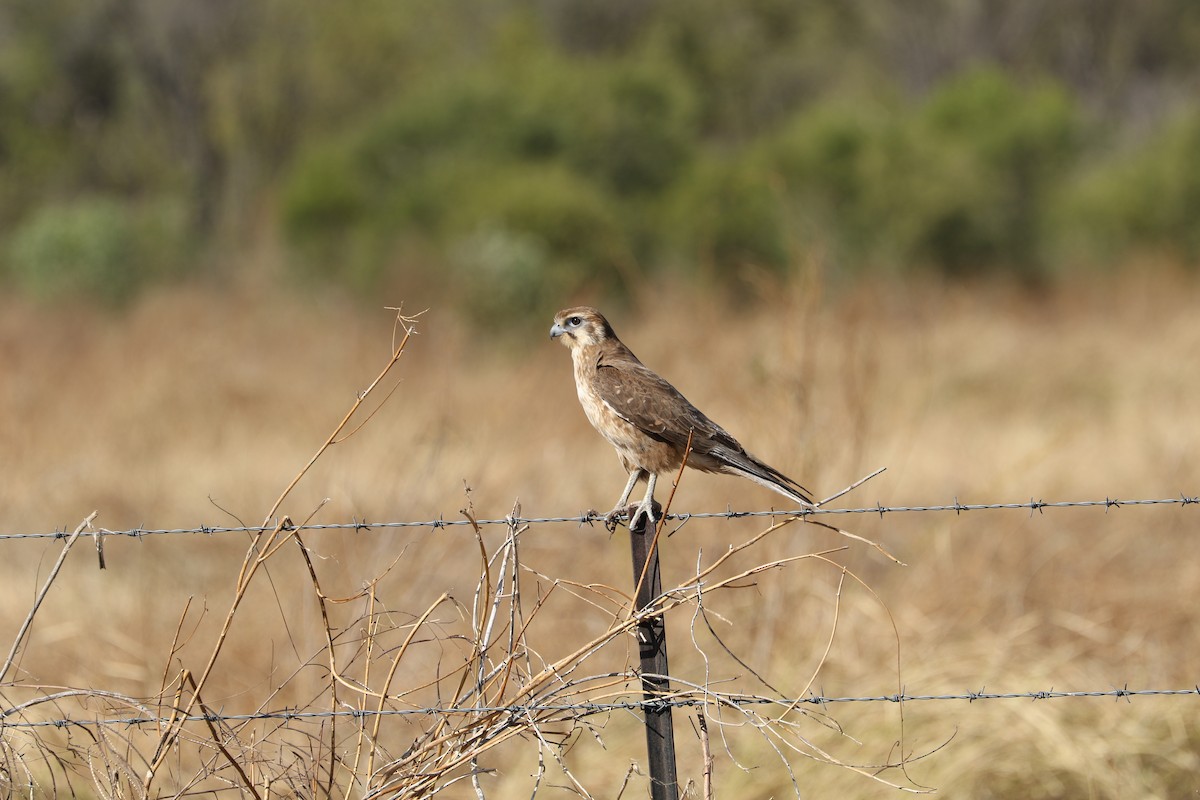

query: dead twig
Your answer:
[815,467,887,507]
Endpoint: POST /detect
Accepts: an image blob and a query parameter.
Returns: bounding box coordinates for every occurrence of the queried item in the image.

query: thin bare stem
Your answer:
[816,466,887,507]
[262,310,419,526]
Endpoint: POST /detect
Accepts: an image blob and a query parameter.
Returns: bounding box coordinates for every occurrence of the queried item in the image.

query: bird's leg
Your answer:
[630,472,659,529]
[615,470,641,509]
[604,470,643,530]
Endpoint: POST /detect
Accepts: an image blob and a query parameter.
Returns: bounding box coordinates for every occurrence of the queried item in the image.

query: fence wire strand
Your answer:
[3,687,1197,731]
[3,493,1197,541]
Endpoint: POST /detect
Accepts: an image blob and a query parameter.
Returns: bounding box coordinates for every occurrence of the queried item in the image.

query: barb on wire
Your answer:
[2,493,1196,541]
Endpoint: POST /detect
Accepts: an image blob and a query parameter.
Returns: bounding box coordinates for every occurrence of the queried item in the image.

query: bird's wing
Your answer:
[593,357,717,446]
[594,355,812,503]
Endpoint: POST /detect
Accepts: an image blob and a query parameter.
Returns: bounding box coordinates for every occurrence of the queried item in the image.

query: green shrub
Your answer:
[762,69,1080,278]
[447,163,629,298]
[761,99,897,272]
[449,226,554,322]
[281,145,370,240]
[280,50,694,300]
[770,103,877,211]
[552,60,697,197]
[669,154,789,276]
[900,68,1079,277]
[1060,111,1200,263]
[6,196,185,306]
[280,55,1134,296]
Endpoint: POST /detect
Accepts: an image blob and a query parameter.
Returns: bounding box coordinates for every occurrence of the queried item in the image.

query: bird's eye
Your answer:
[567,316,582,327]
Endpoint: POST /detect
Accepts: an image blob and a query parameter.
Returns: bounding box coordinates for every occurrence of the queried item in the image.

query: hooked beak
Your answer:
[549,323,566,340]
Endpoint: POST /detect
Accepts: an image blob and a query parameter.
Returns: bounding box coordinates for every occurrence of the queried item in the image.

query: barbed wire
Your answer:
[2,493,1197,542]
[3,686,1196,731]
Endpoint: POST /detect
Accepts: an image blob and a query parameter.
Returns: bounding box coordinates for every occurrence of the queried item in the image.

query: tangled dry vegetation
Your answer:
[2,268,1199,797]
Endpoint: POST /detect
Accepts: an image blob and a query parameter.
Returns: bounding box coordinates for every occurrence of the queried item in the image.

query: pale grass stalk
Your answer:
[816,466,887,507]
[344,581,381,800]
[291,531,340,797]
[468,504,517,800]
[614,761,639,799]
[490,510,531,703]
[155,597,195,736]
[142,516,290,792]
[790,567,846,704]
[698,712,713,800]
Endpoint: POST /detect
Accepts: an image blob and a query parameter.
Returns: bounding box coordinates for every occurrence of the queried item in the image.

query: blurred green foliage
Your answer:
[3,0,1200,309]
[1064,110,1200,262]
[281,42,694,306]
[7,196,185,306]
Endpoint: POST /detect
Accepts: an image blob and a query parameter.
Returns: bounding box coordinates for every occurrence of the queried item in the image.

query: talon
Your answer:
[603,506,627,532]
[629,500,663,530]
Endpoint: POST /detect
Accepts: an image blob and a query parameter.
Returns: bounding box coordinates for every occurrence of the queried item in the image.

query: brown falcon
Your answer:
[550,306,814,526]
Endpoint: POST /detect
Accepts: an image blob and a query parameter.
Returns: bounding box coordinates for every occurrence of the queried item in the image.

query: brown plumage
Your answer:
[550,306,813,525]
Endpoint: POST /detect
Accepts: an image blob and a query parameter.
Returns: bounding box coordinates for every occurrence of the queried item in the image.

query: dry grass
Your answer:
[2,265,1200,798]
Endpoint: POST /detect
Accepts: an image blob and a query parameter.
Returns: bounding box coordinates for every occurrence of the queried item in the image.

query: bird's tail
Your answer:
[718,450,814,508]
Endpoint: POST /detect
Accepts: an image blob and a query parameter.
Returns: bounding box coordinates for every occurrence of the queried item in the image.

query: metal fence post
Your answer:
[628,507,680,800]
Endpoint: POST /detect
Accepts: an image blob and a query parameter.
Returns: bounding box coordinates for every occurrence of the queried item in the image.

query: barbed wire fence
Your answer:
[5,493,1196,541]
[5,687,1200,732]
[2,492,1197,798]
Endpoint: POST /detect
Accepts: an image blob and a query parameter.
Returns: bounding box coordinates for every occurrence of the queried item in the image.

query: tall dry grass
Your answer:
[2,266,1199,797]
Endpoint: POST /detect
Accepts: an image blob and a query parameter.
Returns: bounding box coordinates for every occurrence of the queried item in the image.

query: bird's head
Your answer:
[550,306,614,350]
